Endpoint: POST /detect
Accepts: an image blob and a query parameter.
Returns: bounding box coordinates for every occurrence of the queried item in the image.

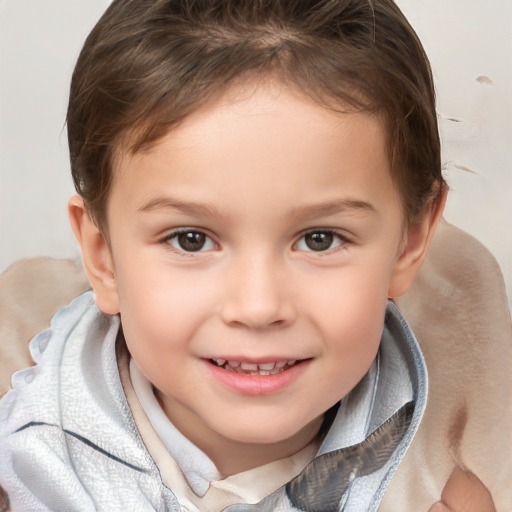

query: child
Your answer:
[0,0,496,511]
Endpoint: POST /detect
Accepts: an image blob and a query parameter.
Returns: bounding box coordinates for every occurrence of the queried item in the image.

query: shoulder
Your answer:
[0,292,108,436]
[0,257,90,396]
[0,294,168,510]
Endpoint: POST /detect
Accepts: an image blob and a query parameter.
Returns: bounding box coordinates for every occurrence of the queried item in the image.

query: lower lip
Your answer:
[204,360,310,396]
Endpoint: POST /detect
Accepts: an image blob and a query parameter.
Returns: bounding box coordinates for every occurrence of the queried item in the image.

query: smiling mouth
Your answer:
[209,359,301,375]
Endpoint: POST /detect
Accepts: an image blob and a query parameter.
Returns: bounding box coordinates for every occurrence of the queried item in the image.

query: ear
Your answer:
[388,186,447,298]
[68,195,120,315]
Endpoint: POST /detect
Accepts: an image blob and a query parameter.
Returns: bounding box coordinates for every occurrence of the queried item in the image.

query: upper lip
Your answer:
[204,356,307,364]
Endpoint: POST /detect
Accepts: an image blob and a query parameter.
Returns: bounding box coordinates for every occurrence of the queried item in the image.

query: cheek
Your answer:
[304,261,390,324]
[118,293,201,395]
[115,250,218,320]
[325,298,385,360]
[115,262,225,370]
[304,266,389,382]
[319,303,385,400]
[120,289,202,349]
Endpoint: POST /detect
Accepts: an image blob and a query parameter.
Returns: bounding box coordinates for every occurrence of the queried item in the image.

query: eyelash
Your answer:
[160,228,217,254]
[159,228,350,255]
[294,229,349,253]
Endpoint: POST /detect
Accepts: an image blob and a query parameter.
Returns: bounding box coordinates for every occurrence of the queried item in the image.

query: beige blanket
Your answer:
[384,221,512,511]
[0,221,510,510]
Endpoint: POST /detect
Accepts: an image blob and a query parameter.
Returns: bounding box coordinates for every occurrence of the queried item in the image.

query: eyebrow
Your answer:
[290,199,376,219]
[138,196,376,219]
[138,197,222,217]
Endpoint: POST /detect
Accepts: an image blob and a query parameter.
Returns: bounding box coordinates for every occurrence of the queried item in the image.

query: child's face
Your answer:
[93,82,420,458]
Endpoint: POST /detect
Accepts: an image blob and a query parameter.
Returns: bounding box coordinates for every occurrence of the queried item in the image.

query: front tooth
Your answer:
[240,362,258,371]
[258,362,276,371]
[215,359,226,366]
[228,361,240,368]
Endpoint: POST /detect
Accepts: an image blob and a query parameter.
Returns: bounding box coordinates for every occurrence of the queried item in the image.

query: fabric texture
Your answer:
[0,292,426,512]
[383,221,512,512]
[124,352,322,511]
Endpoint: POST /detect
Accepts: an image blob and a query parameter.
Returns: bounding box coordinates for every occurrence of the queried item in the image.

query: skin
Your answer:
[68,82,492,509]
[429,468,495,512]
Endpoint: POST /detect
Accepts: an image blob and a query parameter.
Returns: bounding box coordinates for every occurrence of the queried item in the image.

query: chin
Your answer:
[212,415,318,446]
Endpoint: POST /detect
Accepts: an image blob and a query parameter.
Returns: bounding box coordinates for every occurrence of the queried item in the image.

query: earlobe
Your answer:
[388,186,447,298]
[68,195,120,315]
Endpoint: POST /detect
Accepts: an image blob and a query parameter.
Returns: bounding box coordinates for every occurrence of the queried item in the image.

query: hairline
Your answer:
[96,76,398,232]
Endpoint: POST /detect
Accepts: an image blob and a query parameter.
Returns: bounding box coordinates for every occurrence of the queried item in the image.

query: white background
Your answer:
[1,0,511,308]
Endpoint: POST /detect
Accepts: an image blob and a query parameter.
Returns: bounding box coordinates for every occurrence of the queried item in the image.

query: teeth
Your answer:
[240,362,258,371]
[213,359,299,374]
[258,362,276,371]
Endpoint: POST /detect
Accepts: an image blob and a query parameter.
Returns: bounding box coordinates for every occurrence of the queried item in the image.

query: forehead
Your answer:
[120,78,389,164]
[110,81,400,225]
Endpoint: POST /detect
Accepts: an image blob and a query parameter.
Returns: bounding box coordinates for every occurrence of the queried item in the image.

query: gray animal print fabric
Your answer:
[226,402,413,512]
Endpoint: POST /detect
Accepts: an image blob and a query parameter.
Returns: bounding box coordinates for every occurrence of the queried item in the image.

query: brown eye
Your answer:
[295,230,345,252]
[178,232,206,251]
[305,232,334,251]
[167,230,215,252]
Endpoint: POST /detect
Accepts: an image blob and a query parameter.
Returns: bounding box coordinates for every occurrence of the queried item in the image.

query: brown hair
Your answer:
[67,0,444,229]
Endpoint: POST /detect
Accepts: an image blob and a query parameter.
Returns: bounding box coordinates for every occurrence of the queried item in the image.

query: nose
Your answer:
[220,253,296,330]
